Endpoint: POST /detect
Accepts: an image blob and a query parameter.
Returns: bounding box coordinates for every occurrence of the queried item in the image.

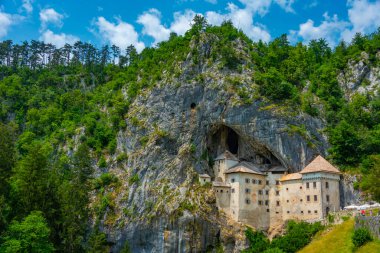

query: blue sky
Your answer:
[1,0,380,51]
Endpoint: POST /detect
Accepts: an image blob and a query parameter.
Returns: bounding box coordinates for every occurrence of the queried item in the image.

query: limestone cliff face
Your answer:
[100,35,331,252]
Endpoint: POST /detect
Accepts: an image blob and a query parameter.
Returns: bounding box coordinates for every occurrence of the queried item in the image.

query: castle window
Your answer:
[301,211,304,214]
[313,182,317,189]
[314,195,318,201]
[258,190,263,195]
[326,182,329,189]
[314,210,318,214]
[245,188,250,194]
[227,191,229,193]
[287,211,290,214]
[276,191,280,196]
[276,201,280,206]
[300,186,302,189]
[266,180,269,185]
[276,211,279,214]
[276,180,280,185]
[265,190,269,195]
[216,190,219,192]
[307,195,310,201]
[252,179,256,184]
[287,200,289,203]
[300,199,303,202]
[258,180,262,185]
[326,195,330,202]
[265,200,269,206]
[306,182,310,189]
[286,188,289,191]
[246,199,250,204]
[308,210,311,214]
[232,189,235,193]
[258,200,262,205]
[220,190,223,193]
[267,209,270,212]
[231,178,235,183]
[245,178,250,183]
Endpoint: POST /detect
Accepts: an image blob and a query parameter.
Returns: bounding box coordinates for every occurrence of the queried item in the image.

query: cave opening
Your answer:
[227,128,239,154]
[190,103,196,109]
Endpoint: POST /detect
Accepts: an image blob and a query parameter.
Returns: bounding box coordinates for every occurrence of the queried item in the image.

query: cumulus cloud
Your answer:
[93,16,145,52]
[39,29,79,47]
[170,10,197,35]
[137,9,171,45]
[21,0,33,14]
[0,11,23,39]
[341,0,380,42]
[206,3,271,42]
[290,12,349,46]
[274,0,296,13]
[39,8,64,30]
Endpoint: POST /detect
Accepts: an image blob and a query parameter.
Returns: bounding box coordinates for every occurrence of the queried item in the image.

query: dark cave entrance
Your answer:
[227,128,239,154]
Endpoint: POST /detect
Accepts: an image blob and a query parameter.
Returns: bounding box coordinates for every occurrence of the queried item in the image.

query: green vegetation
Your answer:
[352,228,372,248]
[244,220,323,253]
[299,218,380,253]
[0,16,379,251]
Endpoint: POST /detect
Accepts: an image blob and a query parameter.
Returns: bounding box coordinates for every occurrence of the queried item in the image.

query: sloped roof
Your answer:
[300,155,341,174]
[225,161,265,175]
[268,166,287,172]
[212,181,231,187]
[215,150,239,161]
[280,173,302,181]
[199,174,211,178]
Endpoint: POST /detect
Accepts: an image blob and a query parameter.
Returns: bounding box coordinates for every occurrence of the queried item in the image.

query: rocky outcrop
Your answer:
[99,34,332,252]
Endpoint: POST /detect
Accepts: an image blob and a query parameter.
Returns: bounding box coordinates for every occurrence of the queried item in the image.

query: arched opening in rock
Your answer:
[206,124,282,167]
[190,103,196,109]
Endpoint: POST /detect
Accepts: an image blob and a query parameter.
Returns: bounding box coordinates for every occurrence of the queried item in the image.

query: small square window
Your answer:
[314,195,318,201]
[266,190,269,195]
[276,180,280,185]
[287,200,289,203]
[258,190,263,195]
[267,209,270,212]
[220,190,223,193]
[252,179,256,184]
[301,211,304,214]
[266,180,269,185]
[307,195,310,201]
[258,200,262,205]
[231,178,235,183]
[313,182,317,188]
[276,191,280,196]
[326,182,329,189]
[287,211,290,213]
[245,188,250,194]
[246,199,250,204]
[314,210,318,214]
[306,182,310,188]
[286,188,289,191]
[265,200,269,206]
[326,195,330,202]
[300,186,302,189]
[300,199,303,202]
[276,201,280,206]
[276,211,279,214]
[245,178,250,183]
[258,180,262,185]
[308,210,311,214]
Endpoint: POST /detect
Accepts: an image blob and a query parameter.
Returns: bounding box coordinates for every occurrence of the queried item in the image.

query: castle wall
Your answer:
[267,173,284,228]
[214,186,231,214]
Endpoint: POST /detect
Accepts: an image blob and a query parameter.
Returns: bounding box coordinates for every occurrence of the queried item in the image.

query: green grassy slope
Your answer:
[298,219,380,253]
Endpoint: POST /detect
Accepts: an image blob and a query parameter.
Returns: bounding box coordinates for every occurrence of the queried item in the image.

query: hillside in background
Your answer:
[0,17,379,252]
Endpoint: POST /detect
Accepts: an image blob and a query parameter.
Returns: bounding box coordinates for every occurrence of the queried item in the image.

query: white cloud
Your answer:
[290,12,349,46]
[206,3,271,42]
[39,8,64,30]
[205,0,218,4]
[21,0,33,14]
[274,0,296,13]
[93,16,145,52]
[0,11,23,39]
[341,0,380,42]
[137,9,171,45]
[39,29,79,47]
[170,10,197,35]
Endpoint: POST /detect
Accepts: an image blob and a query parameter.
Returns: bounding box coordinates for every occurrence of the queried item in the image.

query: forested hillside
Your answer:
[0,17,379,251]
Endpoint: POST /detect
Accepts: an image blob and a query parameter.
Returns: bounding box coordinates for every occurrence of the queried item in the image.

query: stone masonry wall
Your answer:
[355,216,380,239]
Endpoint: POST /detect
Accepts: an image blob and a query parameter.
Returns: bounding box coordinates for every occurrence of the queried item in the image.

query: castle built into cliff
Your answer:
[200,151,341,229]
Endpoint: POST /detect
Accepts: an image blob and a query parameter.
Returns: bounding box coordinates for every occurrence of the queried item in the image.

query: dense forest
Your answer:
[0,16,379,251]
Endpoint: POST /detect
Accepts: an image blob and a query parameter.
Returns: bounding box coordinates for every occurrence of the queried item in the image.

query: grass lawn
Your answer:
[298,218,380,253]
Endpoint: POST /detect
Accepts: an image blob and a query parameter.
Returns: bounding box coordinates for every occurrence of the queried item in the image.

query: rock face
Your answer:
[103,35,332,252]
